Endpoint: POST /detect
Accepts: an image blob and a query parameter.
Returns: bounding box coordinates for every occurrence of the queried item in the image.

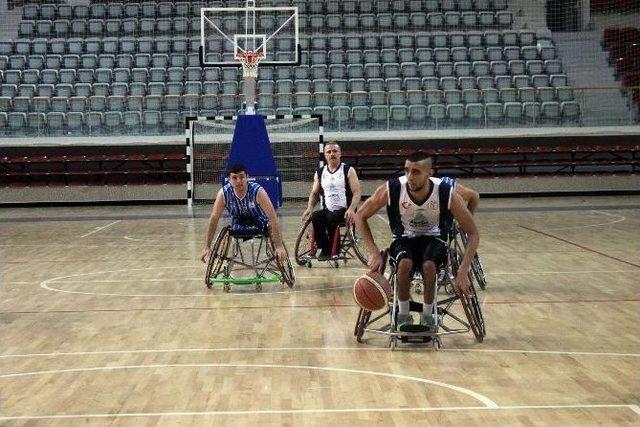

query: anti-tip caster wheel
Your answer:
[255,282,262,292]
[433,337,442,350]
[223,282,231,293]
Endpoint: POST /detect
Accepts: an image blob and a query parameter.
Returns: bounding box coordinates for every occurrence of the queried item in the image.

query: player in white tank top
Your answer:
[302,142,361,259]
[354,152,480,329]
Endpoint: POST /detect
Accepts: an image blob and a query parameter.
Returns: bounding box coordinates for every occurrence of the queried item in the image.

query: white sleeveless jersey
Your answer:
[318,163,351,212]
[387,176,452,238]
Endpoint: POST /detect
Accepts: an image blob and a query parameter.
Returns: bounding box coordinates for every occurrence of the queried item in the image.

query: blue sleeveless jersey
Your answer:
[222,181,269,228]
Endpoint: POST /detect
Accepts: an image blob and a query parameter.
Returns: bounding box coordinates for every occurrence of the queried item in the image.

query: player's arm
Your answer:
[344,167,361,223]
[455,182,480,215]
[449,192,479,293]
[257,188,288,262]
[257,188,284,249]
[200,189,225,262]
[302,174,321,222]
[354,184,388,271]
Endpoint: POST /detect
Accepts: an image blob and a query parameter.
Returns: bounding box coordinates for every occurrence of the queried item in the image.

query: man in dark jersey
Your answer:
[355,152,479,330]
[200,164,287,264]
[302,141,361,260]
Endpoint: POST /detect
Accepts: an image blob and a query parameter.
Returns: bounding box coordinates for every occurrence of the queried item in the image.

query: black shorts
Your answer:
[389,236,448,271]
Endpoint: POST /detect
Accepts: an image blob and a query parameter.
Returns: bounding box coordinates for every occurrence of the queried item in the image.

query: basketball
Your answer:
[353,271,392,311]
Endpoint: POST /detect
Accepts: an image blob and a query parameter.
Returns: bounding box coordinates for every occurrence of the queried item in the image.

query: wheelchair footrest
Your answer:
[399,324,431,333]
[401,336,432,343]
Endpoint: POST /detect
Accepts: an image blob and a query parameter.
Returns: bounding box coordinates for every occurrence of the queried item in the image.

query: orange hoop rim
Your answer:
[236,50,265,66]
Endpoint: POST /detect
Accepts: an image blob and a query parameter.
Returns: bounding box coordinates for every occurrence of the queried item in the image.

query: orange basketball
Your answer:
[353,271,392,311]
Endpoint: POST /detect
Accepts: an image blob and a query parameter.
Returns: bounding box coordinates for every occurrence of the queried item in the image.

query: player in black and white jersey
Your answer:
[355,152,479,330]
[302,142,361,260]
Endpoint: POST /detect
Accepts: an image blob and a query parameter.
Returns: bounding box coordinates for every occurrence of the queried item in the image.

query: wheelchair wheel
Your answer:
[450,247,486,342]
[204,226,231,288]
[354,308,371,343]
[458,282,486,342]
[471,256,487,290]
[294,218,315,266]
[349,225,369,266]
[274,242,296,288]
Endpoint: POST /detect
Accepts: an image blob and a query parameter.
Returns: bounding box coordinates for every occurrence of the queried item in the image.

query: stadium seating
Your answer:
[0,0,581,135]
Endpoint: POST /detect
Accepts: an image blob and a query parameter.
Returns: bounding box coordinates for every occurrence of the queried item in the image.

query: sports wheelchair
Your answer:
[353,234,486,350]
[204,225,296,292]
[294,218,369,268]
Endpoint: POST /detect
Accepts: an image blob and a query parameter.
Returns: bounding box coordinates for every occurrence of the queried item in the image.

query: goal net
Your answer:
[187,114,323,205]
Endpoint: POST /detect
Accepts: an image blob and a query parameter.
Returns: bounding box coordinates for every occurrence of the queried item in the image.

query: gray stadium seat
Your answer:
[561,101,580,121]
[542,101,560,121]
[523,102,541,121]
[46,111,65,132]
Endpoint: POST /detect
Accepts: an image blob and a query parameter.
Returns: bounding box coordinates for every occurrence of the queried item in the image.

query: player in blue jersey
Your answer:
[200,164,287,263]
[355,152,479,330]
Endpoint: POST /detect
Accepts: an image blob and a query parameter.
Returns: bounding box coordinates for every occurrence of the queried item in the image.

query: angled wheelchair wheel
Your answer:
[450,247,486,342]
[471,256,487,290]
[348,224,369,266]
[354,308,371,343]
[274,242,296,288]
[458,282,486,342]
[204,225,231,288]
[294,218,315,266]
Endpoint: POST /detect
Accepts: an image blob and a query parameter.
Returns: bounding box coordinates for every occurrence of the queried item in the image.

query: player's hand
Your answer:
[455,273,470,295]
[275,245,287,263]
[302,209,312,223]
[344,208,355,225]
[200,246,211,263]
[368,251,383,273]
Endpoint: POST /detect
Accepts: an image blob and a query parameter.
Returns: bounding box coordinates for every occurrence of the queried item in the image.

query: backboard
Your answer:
[199,2,300,69]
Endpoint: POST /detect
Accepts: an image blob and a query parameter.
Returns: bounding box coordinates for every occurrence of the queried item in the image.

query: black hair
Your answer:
[406,151,433,164]
[227,163,248,176]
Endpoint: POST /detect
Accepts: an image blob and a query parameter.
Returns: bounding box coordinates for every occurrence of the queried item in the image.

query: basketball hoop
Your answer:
[236,50,265,78]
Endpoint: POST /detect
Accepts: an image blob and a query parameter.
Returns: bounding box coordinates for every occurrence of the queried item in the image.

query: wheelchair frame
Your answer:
[354,234,486,350]
[294,217,368,268]
[205,225,296,292]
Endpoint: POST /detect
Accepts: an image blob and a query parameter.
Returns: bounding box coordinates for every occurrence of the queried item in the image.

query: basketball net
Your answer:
[236,51,264,78]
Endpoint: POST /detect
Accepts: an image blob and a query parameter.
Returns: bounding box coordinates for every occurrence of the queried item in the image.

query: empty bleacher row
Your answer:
[1,30,552,59]
[17,10,513,39]
[21,0,508,22]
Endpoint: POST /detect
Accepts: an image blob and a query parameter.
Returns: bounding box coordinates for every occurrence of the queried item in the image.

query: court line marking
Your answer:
[519,225,640,269]
[0,362,498,409]
[1,404,639,421]
[375,213,389,224]
[373,210,626,236]
[491,210,627,235]
[39,267,356,297]
[48,274,366,283]
[124,235,199,243]
[2,347,638,359]
[80,221,120,238]
[37,267,639,298]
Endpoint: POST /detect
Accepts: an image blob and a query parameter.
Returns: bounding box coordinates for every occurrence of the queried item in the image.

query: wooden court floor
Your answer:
[1,196,639,426]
